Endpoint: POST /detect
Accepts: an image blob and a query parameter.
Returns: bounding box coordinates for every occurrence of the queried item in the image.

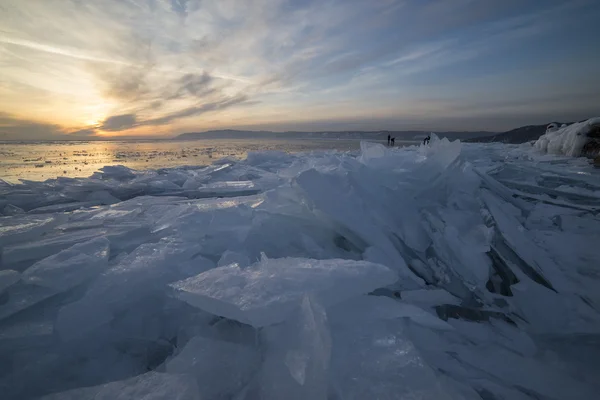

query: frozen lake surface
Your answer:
[0,138,394,183]
[1,136,599,399]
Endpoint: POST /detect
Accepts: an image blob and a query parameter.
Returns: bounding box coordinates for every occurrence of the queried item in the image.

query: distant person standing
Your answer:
[391,137,395,147]
[387,134,391,146]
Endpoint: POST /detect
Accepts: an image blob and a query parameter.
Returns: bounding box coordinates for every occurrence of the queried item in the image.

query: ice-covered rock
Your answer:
[170,257,397,327]
[546,122,560,133]
[534,117,600,157]
[582,138,600,158]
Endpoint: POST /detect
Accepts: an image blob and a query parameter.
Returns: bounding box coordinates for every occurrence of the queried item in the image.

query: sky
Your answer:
[1,0,599,139]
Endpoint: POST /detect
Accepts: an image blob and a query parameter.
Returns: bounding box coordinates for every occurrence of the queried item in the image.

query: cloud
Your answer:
[96,94,250,131]
[0,35,129,66]
[85,34,156,101]
[100,114,138,131]
[149,100,164,109]
[165,72,216,100]
[93,65,152,101]
[170,0,190,17]
[142,94,249,126]
[0,112,66,140]
[68,128,98,136]
[177,72,213,96]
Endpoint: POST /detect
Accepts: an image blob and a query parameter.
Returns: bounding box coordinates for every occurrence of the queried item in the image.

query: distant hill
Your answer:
[175,129,497,141]
[466,122,571,144]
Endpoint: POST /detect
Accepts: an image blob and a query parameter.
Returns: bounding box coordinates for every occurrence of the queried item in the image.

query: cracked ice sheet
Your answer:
[247,295,331,400]
[407,320,600,400]
[22,237,109,290]
[529,229,600,307]
[165,336,260,400]
[296,167,423,284]
[56,239,215,340]
[1,223,151,271]
[0,238,110,322]
[0,283,63,322]
[0,215,64,248]
[38,372,201,400]
[169,257,397,327]
[0,270,20,294]
[327,296,475,400]
[481,189,566,291]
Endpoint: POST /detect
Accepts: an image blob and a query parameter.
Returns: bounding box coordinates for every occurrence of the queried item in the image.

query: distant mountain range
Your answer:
[465,123,569,144]
[175,129,498,141]
[176,121,590,144]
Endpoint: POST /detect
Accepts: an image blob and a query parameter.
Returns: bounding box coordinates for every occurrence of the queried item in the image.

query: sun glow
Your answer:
[84,119,101,127]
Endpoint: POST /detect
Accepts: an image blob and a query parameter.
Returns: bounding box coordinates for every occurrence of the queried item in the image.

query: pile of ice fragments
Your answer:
[535,117,600,158]
[1,134,600,399]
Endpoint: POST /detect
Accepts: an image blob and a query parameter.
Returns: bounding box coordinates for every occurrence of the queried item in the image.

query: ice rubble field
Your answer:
[1,135,600,400]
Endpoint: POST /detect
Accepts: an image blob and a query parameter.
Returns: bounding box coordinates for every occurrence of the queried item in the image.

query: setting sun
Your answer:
[84,119,101,127]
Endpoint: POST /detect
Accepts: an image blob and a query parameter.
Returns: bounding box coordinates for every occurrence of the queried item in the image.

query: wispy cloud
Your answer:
[95,93,251,132]
[91,64,152,101]
[0,35,129,66]
[383,42,451,68]
[170,0,190,18]
[0,0,599,138]
[169,72,215,99]
[142,94,250,126]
